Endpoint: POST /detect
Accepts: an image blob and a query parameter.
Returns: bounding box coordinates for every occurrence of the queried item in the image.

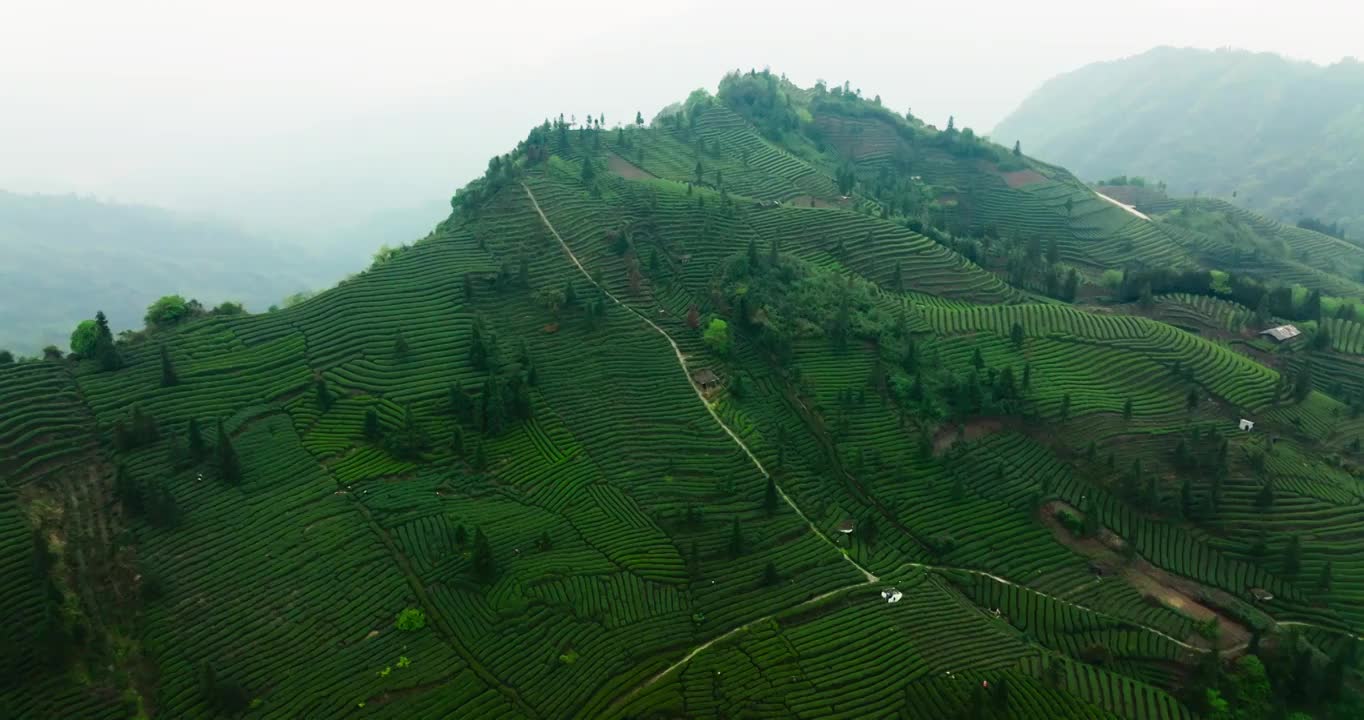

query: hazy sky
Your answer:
[3,0,1358,241]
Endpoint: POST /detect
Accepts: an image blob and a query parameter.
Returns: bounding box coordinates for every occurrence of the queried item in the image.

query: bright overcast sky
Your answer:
[2,0,1358,238]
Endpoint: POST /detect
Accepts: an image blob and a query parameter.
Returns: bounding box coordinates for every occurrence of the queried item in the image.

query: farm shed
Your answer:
[1239,419,1254,431]
[691,368,720,392]
[835,518,856,535]
[1249,588,1274,602]
[1259,325,1301,342]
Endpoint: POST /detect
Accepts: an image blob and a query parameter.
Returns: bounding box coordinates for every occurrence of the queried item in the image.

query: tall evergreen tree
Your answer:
[187,418,206,462]
[1283,535,1302,577]
[215,419,242,485]
[727,516,744,557]
[93,311,122,371]
[315,377,334,411]
[450,381,475,424]
[159,344,178,387]
[761,561,780,586]
[364,407,382,442]
[763,476,778,516]
[471,527,495,581]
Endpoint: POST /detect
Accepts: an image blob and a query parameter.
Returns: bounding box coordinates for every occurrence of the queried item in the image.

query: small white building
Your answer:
[1259,324,1301,343]
[880,588,903,604]
[1239,419,1255,431]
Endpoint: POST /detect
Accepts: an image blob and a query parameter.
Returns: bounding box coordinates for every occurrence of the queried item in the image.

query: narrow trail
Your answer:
[522,183,876,585]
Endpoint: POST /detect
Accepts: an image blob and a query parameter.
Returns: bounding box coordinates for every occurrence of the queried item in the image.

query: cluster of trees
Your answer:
[716,69,801,142]
[1297,216,1347,240]
[1190,635,1360,719]
[114,464,180,528]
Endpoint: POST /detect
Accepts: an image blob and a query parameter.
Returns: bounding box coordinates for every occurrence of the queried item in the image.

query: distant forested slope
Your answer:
[993,47,1364,236]
[0,191,336,354]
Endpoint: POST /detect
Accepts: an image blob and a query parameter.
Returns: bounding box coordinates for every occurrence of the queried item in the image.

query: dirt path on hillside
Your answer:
[1094,190,1153,221]
[932,418,1005,455]
[1040,500,1249,651]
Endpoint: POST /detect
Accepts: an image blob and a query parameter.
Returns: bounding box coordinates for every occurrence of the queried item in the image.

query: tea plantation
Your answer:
[3,70,1363,719]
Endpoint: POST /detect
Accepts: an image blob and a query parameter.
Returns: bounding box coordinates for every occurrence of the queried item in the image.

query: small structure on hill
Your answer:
[1259,324,1301,343]
[880,588,903,604]
[1249,587,1274,602]
[1239,418,1255,431]
[835,518,856,535]
[691,369,720,392]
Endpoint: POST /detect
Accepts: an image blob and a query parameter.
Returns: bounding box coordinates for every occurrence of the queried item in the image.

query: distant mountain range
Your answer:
[993,46,1364,237]
[0,191,444,354]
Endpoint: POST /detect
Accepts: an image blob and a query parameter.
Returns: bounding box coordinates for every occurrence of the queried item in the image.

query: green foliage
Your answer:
[69,319,98,357]
[144,294,202,330]
[394,608,426,631]
[703,318,731,356]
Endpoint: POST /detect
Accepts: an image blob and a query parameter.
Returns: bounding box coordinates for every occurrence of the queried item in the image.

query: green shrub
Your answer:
[395,607,426,631]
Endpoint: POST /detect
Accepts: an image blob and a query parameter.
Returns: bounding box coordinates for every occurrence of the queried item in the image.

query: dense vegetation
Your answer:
[2,69,1362,719]
[992,47,1364,237]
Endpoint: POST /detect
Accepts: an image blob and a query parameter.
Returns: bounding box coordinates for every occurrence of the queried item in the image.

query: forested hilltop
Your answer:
[993,47,1364,237]
[2,69,1363,720]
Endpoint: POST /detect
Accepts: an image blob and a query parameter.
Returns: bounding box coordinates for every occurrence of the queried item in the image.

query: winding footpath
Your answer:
[521,183,1358,708]
[521,184,876,584]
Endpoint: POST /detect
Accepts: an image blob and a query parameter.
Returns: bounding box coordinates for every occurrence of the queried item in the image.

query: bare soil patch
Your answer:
[1039,500,1250,651]
[1001,169,1048,188]
[607,153,656,180]
[788,194,838,209]
[932,418,1005,455]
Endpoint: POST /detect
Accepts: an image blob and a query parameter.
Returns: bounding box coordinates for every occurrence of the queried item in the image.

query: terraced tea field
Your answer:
[4,70,1362,719]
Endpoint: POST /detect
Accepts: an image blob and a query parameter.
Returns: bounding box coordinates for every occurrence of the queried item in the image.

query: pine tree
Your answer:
[215,419,241,485]
[93,311,122,371]
[364,407,382,442]
[471,527,495,581]
[449,381,474,424]
[727,516,744,558]
[159,344,178,387]
[1122,398,1134,420]
[1059,394,1071,422]
[1082,497,1100,538]
[455,524,467,548]
[187,418,206,462]
[763,476,778,516]
[1012,140,1021,157]
[1283,535,1302,577]
[471,440,488,470]
[1010,322,1024,349]
[316,377,333,411]
[761,561,780,586]
[1317,560,1333,591]
[468,318,488,370]
[747,237,760,272]
[394,328,410,359]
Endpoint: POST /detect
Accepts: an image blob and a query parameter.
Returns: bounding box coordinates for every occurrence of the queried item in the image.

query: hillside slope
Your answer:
[993,47,1364,235]
[3,71,1363,719]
